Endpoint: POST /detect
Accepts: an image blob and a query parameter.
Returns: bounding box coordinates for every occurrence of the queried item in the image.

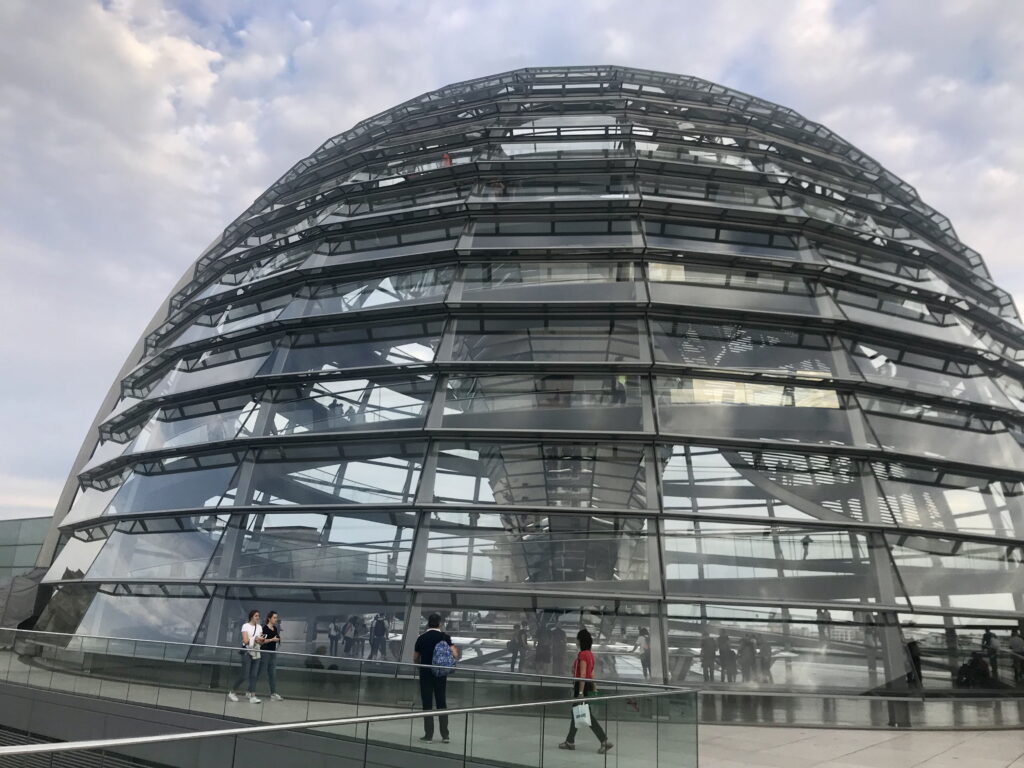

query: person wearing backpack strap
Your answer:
[413,613,459,744]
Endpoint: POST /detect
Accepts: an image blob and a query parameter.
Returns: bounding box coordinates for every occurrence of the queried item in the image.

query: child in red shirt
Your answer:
[559,628,613,753]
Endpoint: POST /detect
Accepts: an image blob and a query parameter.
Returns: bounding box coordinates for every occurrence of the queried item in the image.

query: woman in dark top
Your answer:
[559,629,613,754]
[260,611,283,701]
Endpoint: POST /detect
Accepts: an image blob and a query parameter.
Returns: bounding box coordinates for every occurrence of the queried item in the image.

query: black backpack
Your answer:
[373,618,387,637]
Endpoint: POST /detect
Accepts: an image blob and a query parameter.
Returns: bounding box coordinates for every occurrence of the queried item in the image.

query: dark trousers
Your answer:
[232,652,258,694]
[566,703,607,744]
[368,636,386,659]
[509,648,522,672]
[419,673,449,739]
[329,636,339,656]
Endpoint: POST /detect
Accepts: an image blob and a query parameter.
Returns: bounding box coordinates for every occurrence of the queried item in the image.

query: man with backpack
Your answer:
[413,613,458,744]
[368,613,390,660]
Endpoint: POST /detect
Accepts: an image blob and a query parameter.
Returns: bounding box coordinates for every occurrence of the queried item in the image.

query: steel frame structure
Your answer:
[40,66,1024,696]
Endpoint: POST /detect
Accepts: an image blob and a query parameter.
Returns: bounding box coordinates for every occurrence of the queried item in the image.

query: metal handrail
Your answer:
[6,626,663,690]
[0,687,693,756]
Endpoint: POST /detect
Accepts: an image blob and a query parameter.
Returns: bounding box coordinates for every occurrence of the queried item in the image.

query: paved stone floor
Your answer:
[699,724,1024,768]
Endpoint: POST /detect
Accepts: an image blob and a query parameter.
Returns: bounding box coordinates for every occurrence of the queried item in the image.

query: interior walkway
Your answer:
[700,724,1024,768]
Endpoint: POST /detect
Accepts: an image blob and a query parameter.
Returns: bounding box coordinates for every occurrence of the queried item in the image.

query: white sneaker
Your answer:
[248,695,262,704]
[227,692,239,702]
[270,693,283,701]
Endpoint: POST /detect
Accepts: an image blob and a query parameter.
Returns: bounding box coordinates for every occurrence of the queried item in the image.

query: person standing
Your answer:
[558,629,613,754]
[982,628,1000,681]
[228,610,263,703]
[801,534,812,560]
[509,621,529,672]
[260,610,284,701]
[716,630,732,683]
[700,630,717,682]
[632,627,652,680]
[342,616,357,656]
[413,613,458,744]
[758,637,774,683]
[368,614,390,660]
[327,617,342,657]
[738,634,757,683]
[551,624,568,677]
[1009,628,1024,684]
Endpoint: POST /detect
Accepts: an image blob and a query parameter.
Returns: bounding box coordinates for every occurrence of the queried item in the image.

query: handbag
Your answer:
[572,702,591,727]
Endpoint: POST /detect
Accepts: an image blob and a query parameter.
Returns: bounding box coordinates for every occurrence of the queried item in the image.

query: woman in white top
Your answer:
[228,609,264,703]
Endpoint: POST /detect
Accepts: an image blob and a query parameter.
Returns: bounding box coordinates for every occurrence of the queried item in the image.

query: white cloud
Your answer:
[2,0,1023,515]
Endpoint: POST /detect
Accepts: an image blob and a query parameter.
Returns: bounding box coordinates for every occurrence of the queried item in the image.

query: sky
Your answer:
[1,0,1023,520]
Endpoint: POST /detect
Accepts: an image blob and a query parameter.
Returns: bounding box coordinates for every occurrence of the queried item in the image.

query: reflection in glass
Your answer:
[442,374,644,432]
[459,261,642,302]
[422,512,650,591]
[200,586,407,657]
[43,536,106,582]
[263,377,432,435]
[655,376,856,446]
[873,461,1024,536]
[450,317,644,362]
[664,603,912,690]
[659,445,880,524]
[280,267,454,320]
[75,585,209,643]
[87,516,224,581]
[420,592,652,679]
[244,442,424,506]
[434,442,648,509]
[661,520,897,604]
[846,339,1013,408]
[147,342,275,400]
[131,394,261,453]
[273,319,443,373]
[104,459,240,517]
[651,320,837,376]
[205,511,414,584]
[860,395,1024,471]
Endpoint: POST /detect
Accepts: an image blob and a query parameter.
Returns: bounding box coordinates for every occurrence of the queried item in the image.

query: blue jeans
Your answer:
[232,652,258,694]
[260,652,277,695]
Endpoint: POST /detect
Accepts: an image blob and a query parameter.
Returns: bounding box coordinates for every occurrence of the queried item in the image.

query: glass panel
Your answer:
[33,584,98,634]
[263,376,433,435]
[460,218,642,251]
[205,511,415,584]
[243,442,425,506]
[662,520,904,604]
[130,394,261,453]
[104,460,241,517]
[450,317,645,362]
[81,438,131,473]
[873,461,1024,536]
[421,512,652,592]
[197,586,407,659]
[170,293,290,347]
[655,376,860,446]
[458,261,643,303]
[272,319,443,373]
[62,485,121,526]
[651,319,838,377]
[420,592,653,679]
[845,338,1014,408]
[433,442,650,510]
[148,344,275,400]
[665,603,912,690]
[75,586,209,643]
[442,374,644,432]
[86,516,224,581]
[886,532,1024,614]
[648,261,821,316]
[833,287,986,348]
[43,536,106,582]
[860,396,1024,471]
[469,173,637,202]
[659,445,885,524]
[278,266,454,320]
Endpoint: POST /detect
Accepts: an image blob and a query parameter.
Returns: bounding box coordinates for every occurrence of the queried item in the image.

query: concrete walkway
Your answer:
[700,724,1024,768]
